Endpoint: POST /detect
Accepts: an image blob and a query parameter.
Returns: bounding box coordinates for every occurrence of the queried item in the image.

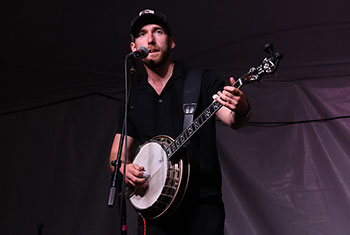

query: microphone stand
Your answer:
[108,54,137,235]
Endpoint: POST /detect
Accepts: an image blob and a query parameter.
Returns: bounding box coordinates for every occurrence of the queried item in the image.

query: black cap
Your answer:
[130,9,171,41]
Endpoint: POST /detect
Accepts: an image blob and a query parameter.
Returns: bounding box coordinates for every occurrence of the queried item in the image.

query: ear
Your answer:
[169,37,176,49]
[130,42,137,52]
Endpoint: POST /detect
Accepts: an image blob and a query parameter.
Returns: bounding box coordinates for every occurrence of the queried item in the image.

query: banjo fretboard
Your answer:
[165,79,245,159]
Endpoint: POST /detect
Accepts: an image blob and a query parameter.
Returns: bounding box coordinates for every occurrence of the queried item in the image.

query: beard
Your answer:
[143,45,171,69]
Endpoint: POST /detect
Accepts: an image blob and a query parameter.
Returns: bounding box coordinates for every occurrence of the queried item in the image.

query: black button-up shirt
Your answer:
[119,62,226,199]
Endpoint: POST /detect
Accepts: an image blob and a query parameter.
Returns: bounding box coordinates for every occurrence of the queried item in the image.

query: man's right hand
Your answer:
[119,163,149,196]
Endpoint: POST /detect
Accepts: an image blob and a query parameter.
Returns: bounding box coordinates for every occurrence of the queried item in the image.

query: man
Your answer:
[110,9,251,235]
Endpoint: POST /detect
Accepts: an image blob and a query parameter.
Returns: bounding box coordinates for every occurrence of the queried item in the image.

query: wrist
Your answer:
[235,104,251,118]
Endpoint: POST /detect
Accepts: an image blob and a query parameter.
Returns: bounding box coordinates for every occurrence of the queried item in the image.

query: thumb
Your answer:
[229,77,235,85]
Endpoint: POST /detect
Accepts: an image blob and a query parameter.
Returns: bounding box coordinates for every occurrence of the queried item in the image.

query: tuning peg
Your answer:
[274,52,283,60]
[264,43,274,54]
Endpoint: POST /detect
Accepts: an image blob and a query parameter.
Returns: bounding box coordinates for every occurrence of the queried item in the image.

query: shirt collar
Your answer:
[136,61,186,89]
[170,61,186,81]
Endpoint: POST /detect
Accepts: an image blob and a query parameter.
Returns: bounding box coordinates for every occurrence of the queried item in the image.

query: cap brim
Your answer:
[131,14,170,38]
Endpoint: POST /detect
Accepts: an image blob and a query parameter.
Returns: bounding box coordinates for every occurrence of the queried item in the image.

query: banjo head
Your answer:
[130,141,168,210]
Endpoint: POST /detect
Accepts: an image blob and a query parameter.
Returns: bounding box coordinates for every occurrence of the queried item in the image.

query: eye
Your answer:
[155,29,164,35]
[138,31,146,37]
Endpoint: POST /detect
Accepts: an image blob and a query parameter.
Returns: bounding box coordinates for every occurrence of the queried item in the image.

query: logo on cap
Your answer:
[139,9,155,16]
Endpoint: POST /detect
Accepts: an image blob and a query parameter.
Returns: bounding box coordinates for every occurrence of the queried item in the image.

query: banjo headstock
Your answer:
[241,43,283,85]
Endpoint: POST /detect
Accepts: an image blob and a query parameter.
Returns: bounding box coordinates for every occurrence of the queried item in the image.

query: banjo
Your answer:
[128,45,282,219]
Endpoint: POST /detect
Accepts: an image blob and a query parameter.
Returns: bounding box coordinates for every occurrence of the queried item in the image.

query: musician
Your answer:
[110,9,251,235]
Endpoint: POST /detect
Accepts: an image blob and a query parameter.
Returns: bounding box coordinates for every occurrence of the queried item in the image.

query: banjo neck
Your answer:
[165,78,245,160]
[164,46,283,160]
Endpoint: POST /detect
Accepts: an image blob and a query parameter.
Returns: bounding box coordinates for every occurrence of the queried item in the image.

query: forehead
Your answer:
[139,24,165,32]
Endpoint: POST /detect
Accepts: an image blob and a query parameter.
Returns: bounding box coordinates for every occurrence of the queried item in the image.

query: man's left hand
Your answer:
[216,77,250,115]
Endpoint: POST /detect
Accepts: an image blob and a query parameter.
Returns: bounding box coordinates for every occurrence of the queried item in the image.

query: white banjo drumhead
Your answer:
[130,142,168,210]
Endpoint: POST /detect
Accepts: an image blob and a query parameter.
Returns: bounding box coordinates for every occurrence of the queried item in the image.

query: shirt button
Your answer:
[158,99,163,103]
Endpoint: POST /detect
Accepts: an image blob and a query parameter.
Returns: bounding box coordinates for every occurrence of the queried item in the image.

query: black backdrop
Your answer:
[1,0,350,234]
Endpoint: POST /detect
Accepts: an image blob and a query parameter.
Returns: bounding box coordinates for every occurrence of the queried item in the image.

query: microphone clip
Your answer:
[127,47,149,59]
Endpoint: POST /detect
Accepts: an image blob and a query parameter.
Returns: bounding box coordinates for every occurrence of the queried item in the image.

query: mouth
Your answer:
[148,48,160,53]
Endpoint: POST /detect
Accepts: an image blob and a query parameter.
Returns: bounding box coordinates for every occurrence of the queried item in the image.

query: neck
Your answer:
[144,59,175,95]
[144,59,174,82]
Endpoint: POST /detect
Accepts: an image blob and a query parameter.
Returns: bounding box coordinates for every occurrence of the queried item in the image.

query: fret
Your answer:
[180,133,186,143]
[212,105,217,112]
[188,126,194,135]
[194,120,200,129]
[171,143,177,152]
[213,101,221,110]
[166,148,172,156]
[176,139,181,148]
[210,105,215,114]
[187,124,196,139]
[205,108,211,118]
[198,116,204,125]
[233,79,243,89]
[200,113,207,122]
[183,130,189,140]
[190,123,196,133]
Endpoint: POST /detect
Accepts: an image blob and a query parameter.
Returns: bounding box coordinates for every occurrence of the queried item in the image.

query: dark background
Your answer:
[1,0,350,234]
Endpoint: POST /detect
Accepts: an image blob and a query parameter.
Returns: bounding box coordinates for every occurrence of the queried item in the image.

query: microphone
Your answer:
[127,47,149,59]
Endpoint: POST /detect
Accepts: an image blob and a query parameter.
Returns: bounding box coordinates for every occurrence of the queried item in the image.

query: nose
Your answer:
[147,32,155,44]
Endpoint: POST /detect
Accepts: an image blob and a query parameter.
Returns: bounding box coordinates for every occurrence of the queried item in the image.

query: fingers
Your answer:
[222,85,242,96]
[216,90,237,110]
[125,163,149,196]
[227,77,244,95]
[124,163,148,187]
[215,76,247,110]
[216,86,242,110]
[229,77,235,86]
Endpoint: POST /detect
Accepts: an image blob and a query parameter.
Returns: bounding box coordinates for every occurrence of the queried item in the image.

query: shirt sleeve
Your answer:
[115,105,139,140]
[201,69,226,105]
